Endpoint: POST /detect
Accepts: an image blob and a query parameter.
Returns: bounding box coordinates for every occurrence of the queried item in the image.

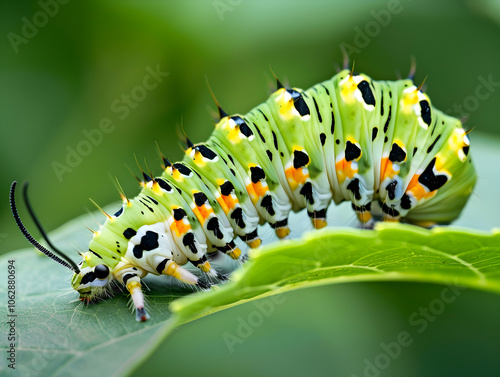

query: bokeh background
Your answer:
[1,0,500,376]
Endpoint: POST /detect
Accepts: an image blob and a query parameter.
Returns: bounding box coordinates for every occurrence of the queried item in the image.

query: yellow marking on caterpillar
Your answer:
[152,181,163,195]
[340,76,358,103]
[356,211,372,223]
[339,74,366,104]
[191,149,207,167]
[227,248,241,260]
[384,215,400,222]
[199,261,211,273]
[275,227,290,238]
[126,281,141,292]
[275,88,295,120]
[449,128,470,162]
[247,239,261,248]
[401,87,420,109]
[219,117,242,144]
[172,168,183,181]
[164,261,181,278]
[313,218,328,229]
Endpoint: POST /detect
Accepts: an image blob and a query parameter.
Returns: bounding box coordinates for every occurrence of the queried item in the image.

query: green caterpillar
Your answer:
[10,66,476,321]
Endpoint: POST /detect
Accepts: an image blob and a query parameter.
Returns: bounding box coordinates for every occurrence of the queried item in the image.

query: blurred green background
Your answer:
[1,0,500,376]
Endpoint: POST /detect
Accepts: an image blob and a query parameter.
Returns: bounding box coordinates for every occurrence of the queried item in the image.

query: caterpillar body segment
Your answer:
[12,68,476,321]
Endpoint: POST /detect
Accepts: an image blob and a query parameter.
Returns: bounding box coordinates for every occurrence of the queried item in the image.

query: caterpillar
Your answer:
[10,64,476,322]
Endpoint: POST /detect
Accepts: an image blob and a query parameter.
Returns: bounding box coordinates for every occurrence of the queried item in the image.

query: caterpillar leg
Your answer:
[216,240,242,260]
[270,219,290,238]
[240,229,261,248]
[122,276,150,322]
[155,257,212,288]
[184,253,227,282]
[352,202,373,224]
[114,266,150,321]
[307,209,328,229]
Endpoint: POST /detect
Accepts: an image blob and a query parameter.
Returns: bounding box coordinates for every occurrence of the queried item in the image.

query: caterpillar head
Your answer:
[71,259,113,302]
[10,181,115,303]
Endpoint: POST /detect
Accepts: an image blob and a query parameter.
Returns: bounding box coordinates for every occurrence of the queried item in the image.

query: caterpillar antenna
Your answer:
[11,181,80,273]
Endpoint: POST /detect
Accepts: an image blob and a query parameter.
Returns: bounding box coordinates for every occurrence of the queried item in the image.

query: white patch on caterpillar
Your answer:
[124,222,188,273]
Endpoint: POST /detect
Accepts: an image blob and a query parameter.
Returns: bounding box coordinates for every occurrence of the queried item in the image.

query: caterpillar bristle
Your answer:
[269,66,285,90]
[84,225,96,234]
[142,171,152,183]
[89,198,112,220]
[143,157,155,183]
[407,56,417,81]
[125,163,143,184]
[416,75,428,92]
[340,45,350,70]
[155,141,166,169]
[115,177,131,205]
[205,76,228,120]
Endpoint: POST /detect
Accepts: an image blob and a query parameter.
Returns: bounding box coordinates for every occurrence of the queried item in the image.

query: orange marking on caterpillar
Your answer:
[335,159,357,184]
[285,166,309,191]
[245,183,258,202]
[356,211,372,223]
[379,157,397,182]
[406,175,436,201]
[192,203,215,225]
[217,193,238,214]
[216,195,229,213]
[223,194,238,211]
[170,218,191,237]
[246,181,269,203]
[199,261,211,273]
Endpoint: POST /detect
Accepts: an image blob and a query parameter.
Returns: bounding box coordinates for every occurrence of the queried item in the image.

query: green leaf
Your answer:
[1,214,500,376]
[170,223,500,326]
